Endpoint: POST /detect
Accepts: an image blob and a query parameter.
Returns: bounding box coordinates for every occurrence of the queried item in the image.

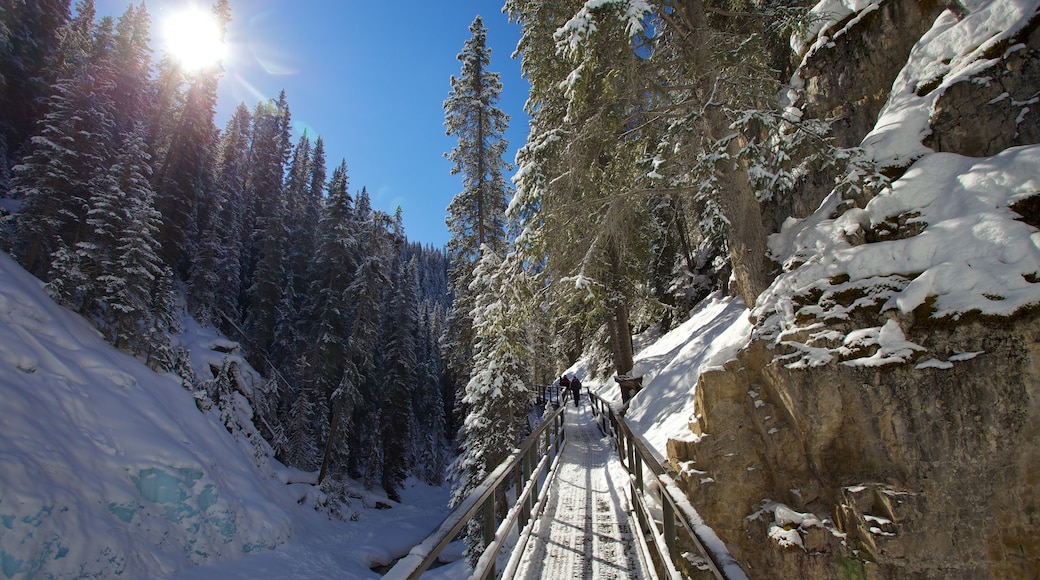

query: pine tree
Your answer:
[442,15,513,391]
[0,0,69,185]
[13,7,117,278]
[507,0,654,378]
[380,249,420,501]
[286,355,319,471]
[451,246,533,563]
[283,132,324,332]
[343,189,393,488]
[210,104,252,332]
[414,299,449,486]
[240,93,292,327]
[151,0,228,277]
[305,161,360,485]
[110,3,153,140]
[98,130,172,358]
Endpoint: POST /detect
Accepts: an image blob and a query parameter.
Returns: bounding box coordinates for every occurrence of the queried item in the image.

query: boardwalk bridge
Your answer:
[383,388,746,580]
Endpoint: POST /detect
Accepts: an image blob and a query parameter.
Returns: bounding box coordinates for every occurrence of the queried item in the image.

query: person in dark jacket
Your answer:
[569,375,581,407]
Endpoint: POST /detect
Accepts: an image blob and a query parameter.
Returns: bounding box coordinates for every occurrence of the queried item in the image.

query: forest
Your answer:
[0,0,455,506]
[0,0,845,514]
[5,0,1040,576]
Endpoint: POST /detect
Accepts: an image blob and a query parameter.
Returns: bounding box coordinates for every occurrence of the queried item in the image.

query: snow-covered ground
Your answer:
[0,250,458,579]
[585,295,752,461]
[0,237,751,579]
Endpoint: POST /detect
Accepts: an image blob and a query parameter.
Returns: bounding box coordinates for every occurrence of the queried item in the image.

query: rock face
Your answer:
[927,16,1040,157]
[763,0,947,231]
[667,1,1040,577]
[670,318,1040,577]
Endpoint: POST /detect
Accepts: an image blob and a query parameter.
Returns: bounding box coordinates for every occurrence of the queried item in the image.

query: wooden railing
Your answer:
[588,391,743,579]
[383,403,566,580]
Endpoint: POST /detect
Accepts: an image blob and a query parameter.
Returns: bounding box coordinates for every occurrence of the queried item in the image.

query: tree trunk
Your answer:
[317,395,343,485]
[709,110,773,308]
[605,243,635,376]
[657,0,775,308]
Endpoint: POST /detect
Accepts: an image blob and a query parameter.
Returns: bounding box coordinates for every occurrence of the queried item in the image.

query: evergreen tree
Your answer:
[305,161,360,484]
[442,15,512,392]
[210,104,252,332]
[451,246,533,563]
[342,189,393,488]
[110,3,153,140]
[414,299,449,485]
[151,0,227,277]
[507,0,653,379]
[0,0,69,187]
[98,130,172,359]
[240,92,292,324]
[379,248,419,501]
[284,132,324,331]
[286,355,319,471]
[13,8,117,278]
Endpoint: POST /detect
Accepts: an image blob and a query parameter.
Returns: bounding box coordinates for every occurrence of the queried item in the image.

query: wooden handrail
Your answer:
[383,403,567,580]
[588,391,745,579]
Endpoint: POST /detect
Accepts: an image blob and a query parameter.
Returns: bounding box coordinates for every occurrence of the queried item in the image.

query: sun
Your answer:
[161,6,225,72]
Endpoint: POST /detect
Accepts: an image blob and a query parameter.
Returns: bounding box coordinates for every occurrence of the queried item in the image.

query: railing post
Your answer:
[482,492,496,580]
[521,445,534,528]
[663,498,675,564]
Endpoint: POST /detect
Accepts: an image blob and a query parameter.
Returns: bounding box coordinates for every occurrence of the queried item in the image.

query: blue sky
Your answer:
[94,0,530,248]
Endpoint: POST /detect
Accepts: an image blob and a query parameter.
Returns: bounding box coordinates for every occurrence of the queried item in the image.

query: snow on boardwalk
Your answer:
[510,405,651,580]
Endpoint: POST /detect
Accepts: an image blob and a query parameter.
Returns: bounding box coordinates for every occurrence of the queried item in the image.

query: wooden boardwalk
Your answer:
[507,404,652,579]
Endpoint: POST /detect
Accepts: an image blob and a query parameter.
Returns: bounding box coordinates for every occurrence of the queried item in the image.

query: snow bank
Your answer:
[0,252,297,578]
[590,295,752,459]
[0,249,459,579]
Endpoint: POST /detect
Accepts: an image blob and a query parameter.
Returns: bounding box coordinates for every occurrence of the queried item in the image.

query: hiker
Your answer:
[569,375,581,407]
[557,374,570,406]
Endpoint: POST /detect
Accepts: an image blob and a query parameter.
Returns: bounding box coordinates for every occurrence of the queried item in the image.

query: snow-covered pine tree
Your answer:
[342,188,393,489]
[379,240,420,502]
[285,353,319,471]
[0,0,69,186]
[209,104,252,333]
[442,15,512,398]
[109,3,153,142]
[245,192,290,370]
[283,132,325,348]
[99,130,173,359]
[451,245,533,564]
[241,92,293,374]
[239,93,292,341]
[13,4,117,279]
[551,0,825,310]
[151,0,227,278]
[304,160,360,485]
[414,299,449,486]
[506,0,654,379]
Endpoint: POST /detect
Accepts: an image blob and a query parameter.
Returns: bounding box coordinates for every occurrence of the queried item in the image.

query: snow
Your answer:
[759,0,1040,369]
[864,0,1040,168]
[757,145,1040,368]
[589,295,752,460]
[508,406,650,579]
[0,250,456,579]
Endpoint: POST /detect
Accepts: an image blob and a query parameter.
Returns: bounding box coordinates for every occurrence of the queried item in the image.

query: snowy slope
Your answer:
[0,251,455,579]
[0,250,295,577]
[587,295,753,459]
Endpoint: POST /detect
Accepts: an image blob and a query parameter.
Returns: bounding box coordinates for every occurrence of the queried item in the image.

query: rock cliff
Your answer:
[668,0,1040,577]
